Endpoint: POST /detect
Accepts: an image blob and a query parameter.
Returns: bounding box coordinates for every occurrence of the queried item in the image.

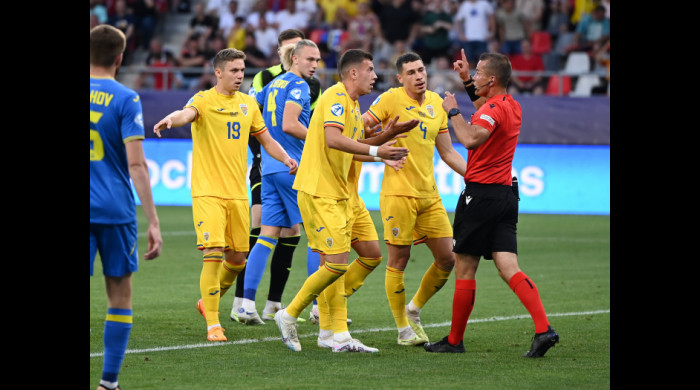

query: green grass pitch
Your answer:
[90,206,610,389]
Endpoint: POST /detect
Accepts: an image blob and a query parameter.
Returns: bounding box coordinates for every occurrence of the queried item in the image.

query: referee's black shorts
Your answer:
[453,181,519,260]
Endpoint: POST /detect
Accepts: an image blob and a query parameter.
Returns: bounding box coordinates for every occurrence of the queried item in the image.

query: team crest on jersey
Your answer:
[290,88,302,100]
[326,237,334,248]
[426,105,435,117]
[331,103,344,116]
[203,232,210,241]
[240,104,248,116]
[392,227,399,237]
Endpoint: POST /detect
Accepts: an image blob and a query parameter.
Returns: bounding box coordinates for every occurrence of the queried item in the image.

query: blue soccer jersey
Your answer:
[256,72,310,176]
[90,76,146,224]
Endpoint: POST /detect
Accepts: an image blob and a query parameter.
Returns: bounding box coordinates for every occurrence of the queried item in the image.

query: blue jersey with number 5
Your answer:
[90,76,145,224]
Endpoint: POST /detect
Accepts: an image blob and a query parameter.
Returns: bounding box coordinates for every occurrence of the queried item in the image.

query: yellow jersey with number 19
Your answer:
[293,82,364,200]
[186,87,267,199]
[366,87,448,198]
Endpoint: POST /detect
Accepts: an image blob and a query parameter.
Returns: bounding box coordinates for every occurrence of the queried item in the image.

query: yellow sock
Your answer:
[327,274,348,334]
[411,262,452,309]
[385,266,409,329]
[286,262,348,318]
[317,286,332,331]
[219,259,246,298]
[345,257,382,297]
[201,251,224,327]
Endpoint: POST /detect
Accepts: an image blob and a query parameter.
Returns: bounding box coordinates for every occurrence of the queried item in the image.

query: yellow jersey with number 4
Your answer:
[186,87,267,199]
[366,87,448,198]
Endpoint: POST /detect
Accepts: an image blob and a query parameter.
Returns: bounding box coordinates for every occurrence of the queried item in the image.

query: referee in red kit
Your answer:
[423,49,559,357]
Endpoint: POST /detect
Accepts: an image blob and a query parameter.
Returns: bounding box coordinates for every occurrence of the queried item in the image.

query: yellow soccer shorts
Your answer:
[380,195,453,246]
[350,195,379,244]
[192,196,250,252]
[298,191,352,255]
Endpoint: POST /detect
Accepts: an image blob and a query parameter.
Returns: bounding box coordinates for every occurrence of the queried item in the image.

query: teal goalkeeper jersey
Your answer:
[90,76,146,224]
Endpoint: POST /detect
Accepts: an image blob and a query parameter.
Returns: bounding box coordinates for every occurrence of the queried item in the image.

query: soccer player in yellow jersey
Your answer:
[153,48,298,342]
[274,49,414,353]
[363,52,468,346]
[314,135,408,348]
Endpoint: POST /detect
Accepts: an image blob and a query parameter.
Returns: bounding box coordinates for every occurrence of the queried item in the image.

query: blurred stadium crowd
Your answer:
[90,0,609,96]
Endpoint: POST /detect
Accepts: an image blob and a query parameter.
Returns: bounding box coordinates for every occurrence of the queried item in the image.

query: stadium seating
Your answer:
[530,31,552,56]
[570,74,601,97]
[564,51,591,74]
[545,75,571,96]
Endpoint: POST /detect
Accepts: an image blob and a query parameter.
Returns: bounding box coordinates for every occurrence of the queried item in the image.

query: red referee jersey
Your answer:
[465,94,521,186]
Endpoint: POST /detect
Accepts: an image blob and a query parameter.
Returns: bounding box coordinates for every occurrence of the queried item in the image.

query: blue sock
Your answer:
[102,308,133,385]
[306,246,320,305]
[243,235,277,301]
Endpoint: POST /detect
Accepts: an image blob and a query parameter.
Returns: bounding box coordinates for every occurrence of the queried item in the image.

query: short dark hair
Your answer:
[90,24,126,68]
[479,52,512,87]
[337,49,373,78]
[395,52,423,73]
[278,29,305,46]
[213,48,246,70]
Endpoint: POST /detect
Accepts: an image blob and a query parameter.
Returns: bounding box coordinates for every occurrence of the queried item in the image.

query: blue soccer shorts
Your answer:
[261,171,303,228]
[90,221,139,277]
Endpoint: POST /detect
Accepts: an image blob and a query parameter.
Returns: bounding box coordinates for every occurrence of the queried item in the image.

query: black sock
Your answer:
[267,235,300,302]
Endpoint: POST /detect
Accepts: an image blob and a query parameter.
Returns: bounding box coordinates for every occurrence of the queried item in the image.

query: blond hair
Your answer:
[280,39,318,70]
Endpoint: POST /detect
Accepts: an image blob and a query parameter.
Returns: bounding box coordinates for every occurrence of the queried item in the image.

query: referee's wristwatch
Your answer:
[447,108,461,119]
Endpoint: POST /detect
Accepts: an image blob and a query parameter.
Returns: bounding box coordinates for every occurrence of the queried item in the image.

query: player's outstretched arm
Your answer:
[325,126,409,160]
[360,114,418,145]
[153,107,196,137]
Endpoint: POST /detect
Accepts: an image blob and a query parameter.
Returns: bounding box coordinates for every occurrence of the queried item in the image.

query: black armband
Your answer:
[463,77,480,102]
